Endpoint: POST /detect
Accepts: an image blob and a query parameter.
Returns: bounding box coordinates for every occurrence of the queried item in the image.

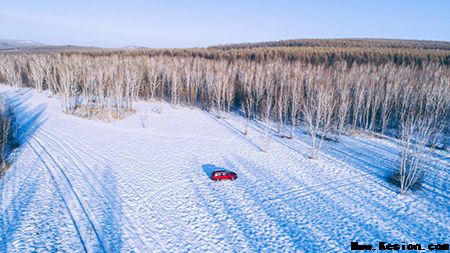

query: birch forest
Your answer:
[0,41,449,192]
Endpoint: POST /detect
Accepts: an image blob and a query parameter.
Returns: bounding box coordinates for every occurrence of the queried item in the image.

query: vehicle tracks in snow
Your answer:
[42,124,203,250]
[46,127,189,217]
[40,128,142,202]
[268,175,365,201]
[50,126,178,192]
[35,129,153,251]
[29,138,104,252]
[46,128,149,184]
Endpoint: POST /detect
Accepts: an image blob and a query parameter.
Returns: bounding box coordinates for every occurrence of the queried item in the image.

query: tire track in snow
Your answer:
[40,128,142,203]
[135,179,192,222]
[268,175,365,201]
[0,156,40,225]
[44,123,200,250]
[47,127,185,218]
[36,129,152,251]
[46,128,167,212]
[29,138,104,252]
[136,184,173,222]
[3,90,102,252]
[41,128,145,197]
[49,126,169,191]
[0,160,58,249]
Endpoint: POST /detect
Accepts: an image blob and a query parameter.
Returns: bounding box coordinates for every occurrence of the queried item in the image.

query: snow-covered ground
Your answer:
[0,85,449,252]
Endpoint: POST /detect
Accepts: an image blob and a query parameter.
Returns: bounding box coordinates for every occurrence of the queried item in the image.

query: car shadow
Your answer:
[202,164,224,179]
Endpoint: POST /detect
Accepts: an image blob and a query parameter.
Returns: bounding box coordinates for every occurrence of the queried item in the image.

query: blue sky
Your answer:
[0,0,449,48]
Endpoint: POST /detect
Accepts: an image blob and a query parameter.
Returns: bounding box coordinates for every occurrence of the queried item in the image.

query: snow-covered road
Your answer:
[1,86,449,252]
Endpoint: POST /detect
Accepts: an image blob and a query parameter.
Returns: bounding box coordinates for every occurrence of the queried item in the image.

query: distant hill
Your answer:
[0,39,47,50]
[209,38,450,51]
[0,39,100,52]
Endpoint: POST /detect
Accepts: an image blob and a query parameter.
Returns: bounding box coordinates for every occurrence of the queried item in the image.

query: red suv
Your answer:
[211,170,237,181]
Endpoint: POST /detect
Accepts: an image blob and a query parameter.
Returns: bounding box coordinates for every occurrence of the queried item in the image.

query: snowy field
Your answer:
[0,85,449,252]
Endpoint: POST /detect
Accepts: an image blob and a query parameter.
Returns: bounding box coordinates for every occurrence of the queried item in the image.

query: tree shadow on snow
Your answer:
[321,135,450,201]
[215,155,448,251]
[1,89,47,165]
[0,158,41,251]
[98,165,124,252]
[205,113,265,152]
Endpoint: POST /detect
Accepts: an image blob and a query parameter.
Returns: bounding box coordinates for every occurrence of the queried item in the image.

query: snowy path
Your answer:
[0,86,449,252]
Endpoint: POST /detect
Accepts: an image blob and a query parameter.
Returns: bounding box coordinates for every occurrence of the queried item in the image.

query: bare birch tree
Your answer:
[302,67,335,159]
[335,63,352,136]
[397,76,450,194]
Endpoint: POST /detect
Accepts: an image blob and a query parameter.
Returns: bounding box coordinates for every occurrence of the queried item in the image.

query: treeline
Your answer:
[210,38,450,51]
[208,39,450,66]
[61,47,450,66]
[5,41,450,67]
